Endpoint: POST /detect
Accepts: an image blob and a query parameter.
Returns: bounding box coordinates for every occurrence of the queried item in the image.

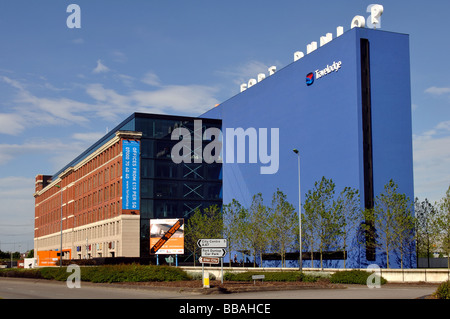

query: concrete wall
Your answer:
[181,266,450,283]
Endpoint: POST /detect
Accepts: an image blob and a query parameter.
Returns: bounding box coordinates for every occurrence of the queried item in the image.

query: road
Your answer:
[0,277,437,300]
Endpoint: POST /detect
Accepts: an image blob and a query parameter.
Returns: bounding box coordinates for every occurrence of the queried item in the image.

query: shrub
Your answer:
[0,264,190,283]
[79,264,190,283]
[0,268,42,279]
[187,271,216,280]
[223,271,318,282]
[329,270,387,285]
[434,281,450,299]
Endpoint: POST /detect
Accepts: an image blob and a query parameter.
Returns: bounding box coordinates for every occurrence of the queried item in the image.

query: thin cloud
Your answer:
[216,60,279,85]
[72,132,106,143]
[425,86,450,95]
[413,120,450,203]
[0,72,220,138]
[86,81,219,116]
[0,113,25,135]
[111,51,127,63]
[93,59,110,74]
[141,72,161,87]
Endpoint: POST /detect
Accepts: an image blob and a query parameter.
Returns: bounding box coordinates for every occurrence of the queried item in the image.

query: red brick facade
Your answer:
[34,131,142,250]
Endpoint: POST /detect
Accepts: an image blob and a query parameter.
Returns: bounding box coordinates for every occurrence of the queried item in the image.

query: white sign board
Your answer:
[201,248,227,258]
[197,238,227,248]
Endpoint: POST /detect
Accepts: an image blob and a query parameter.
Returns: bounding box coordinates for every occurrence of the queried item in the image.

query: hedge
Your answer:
[0,264,190,283]
[224,271,318,282]
[329,270,387,285]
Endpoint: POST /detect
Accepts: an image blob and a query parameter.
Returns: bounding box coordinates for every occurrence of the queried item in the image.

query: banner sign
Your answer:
[150,219,184,254]
[122,140,140,210]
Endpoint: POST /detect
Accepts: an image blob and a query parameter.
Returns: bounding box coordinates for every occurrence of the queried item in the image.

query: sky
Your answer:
[0,0,449,253]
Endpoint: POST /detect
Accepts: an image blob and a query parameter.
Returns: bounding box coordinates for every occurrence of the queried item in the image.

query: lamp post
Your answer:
[55,184,63,267]
[293,149,302,272]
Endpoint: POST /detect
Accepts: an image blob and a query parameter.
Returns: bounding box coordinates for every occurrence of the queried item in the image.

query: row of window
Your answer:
[141,180,221,200]
[139,199,222,220]
[74,160,121,197]
[36,201,121,237]
[73,142,122,181]
[74,181,121,212]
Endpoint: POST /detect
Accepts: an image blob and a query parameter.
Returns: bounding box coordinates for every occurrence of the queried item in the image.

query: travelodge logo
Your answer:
[306,72,315,86]
[306,61,342,86]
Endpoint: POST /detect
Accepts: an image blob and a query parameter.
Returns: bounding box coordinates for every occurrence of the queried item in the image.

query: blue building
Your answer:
[202,27,414,268]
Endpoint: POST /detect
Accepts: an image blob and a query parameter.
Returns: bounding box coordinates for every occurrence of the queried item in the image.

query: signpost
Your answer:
[197,239,227,248]
[198,257,219,264]
[198,238,227,285]
[201,248,227,258]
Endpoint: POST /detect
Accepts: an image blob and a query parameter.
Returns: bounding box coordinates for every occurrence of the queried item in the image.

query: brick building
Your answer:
[34,113,222,261]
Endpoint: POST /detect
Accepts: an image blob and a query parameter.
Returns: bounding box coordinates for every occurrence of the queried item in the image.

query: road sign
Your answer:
[199,256,220,264]
[201,248,227,258]
[197,239,227,248]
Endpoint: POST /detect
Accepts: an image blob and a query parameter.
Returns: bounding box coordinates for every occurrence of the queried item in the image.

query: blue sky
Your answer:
[0,1,449,252]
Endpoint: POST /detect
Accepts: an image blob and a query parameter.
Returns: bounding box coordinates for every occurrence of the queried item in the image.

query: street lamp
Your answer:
[293,149,302,271]
[55,184,63,267]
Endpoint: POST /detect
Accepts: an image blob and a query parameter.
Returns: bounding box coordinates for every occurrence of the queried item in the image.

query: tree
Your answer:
[202,204,223,238]
[245,193,270,267]
[436,186,450,271]
[335,187,361,268]
[268,189,298,267]
[393,195,415,269]
[415,198,439,267]
[303,176,340,269]
[184,208,205,266]
[27,249,34,258]
[223,199,247,266]
[184,205,223,266]
[373,179,414,268]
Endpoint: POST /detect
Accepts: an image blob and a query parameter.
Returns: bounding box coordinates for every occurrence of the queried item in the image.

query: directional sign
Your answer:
[197,239,227,248]
[199,257,220,264]
[201,248,227,258]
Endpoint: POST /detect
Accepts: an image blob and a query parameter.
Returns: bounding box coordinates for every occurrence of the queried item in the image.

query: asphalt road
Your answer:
[0,277,437,300]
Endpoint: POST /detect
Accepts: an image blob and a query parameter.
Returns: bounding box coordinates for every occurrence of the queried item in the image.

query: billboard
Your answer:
[122,140,140,210]
[150,218,184,254]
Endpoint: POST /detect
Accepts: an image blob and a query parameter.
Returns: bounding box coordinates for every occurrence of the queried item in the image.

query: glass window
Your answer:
[141,159,155,178]
[155,161,178,179]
